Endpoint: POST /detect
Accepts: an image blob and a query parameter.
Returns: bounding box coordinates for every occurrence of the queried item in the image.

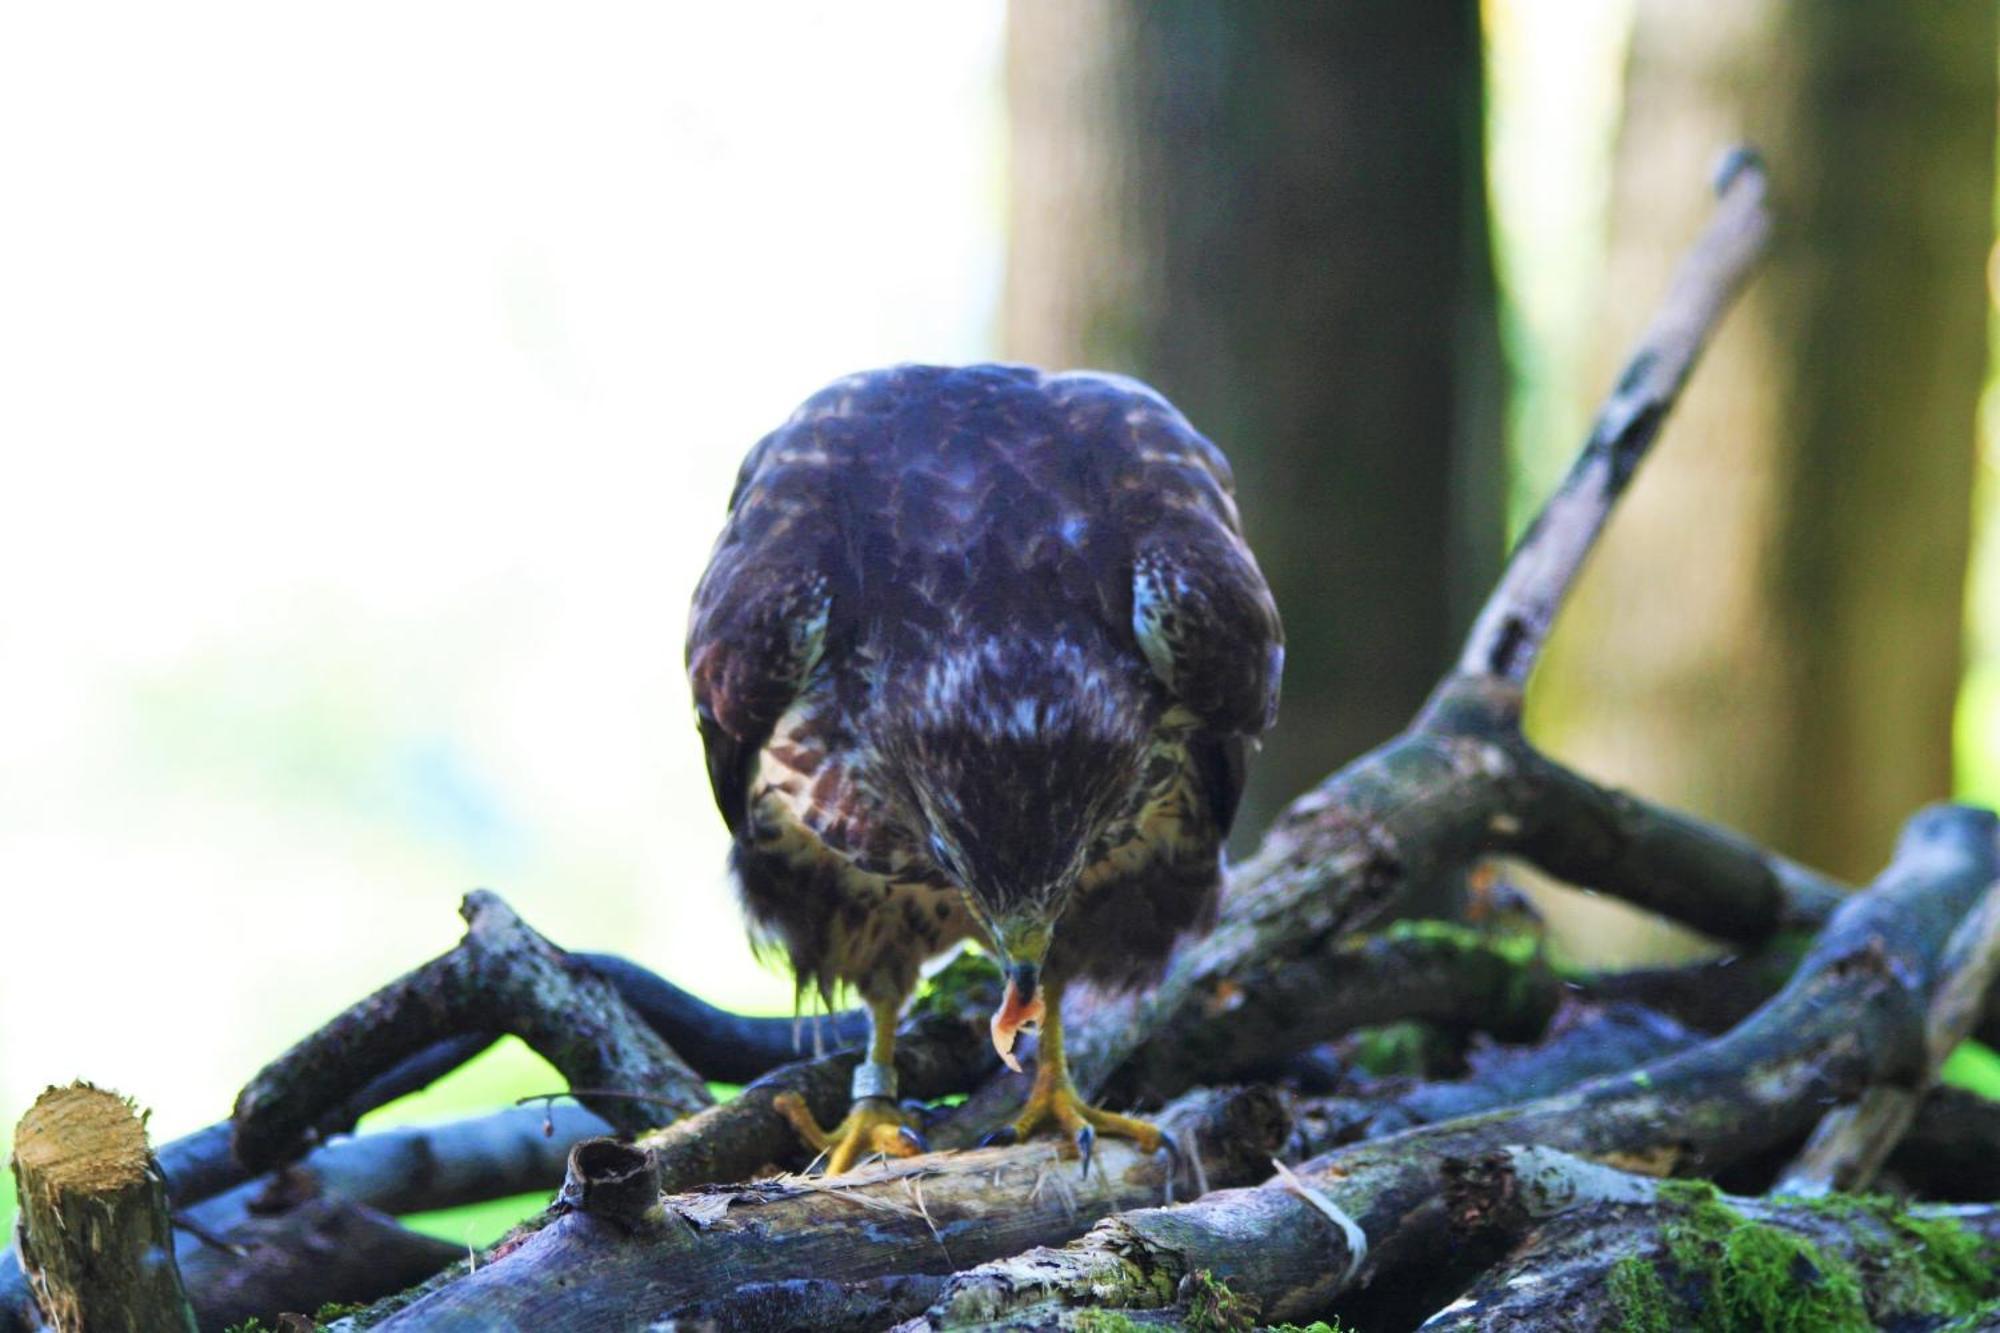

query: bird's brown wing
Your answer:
[1110,393,1283,840]
[685,438,837,836]
[1131,514,1284,739]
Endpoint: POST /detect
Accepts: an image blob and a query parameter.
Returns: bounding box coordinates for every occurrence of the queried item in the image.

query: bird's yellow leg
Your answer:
[771,993,927,1175]
[1006,979,1163,1160]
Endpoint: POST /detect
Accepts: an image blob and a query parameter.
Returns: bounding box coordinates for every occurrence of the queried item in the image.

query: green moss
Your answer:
[1373,917,1538,967]
[1773,1192,1997,1317]
[1345,1021,1454,1077]
[1938,1296,2000,1331]
[1608,1255,1673,1333]
[1653,1180,1868,1332]
[1073,1312,1148,1333]
[1183,1269,1259,1332]
[910,950,1003,1020]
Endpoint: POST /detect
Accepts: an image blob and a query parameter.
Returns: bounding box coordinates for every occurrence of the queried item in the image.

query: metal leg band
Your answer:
[851,1061,898,1102]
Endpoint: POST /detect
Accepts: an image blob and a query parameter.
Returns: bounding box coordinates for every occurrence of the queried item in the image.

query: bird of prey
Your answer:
[687,363,1282,1172]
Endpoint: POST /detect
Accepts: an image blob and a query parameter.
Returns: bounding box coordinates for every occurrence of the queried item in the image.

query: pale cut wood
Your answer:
[10,1083,197,1333]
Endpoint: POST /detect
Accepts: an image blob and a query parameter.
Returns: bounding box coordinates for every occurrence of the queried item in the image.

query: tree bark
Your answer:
[1420,1157,2000,1332]
[9,1084,198,1333]
[1532,0,1997,883]
[331,1086,1291,1331]
[1005,0,1505,829]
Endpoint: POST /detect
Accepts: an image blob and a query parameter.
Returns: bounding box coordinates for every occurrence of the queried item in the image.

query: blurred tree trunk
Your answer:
[1003,0,1505,832]
[1533,2,1995,887]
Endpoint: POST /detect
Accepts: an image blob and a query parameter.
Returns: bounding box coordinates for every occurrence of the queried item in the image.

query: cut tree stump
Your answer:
[10,1083,198,1333]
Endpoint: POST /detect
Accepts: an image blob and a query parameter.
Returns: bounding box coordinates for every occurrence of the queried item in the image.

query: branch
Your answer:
[176,1196,463,1333]
[902,805,2000,1328]
[330,1085,1292,1331]
[574,953,868,1086]
[1417,1151,2000,1330]
[1456,145,1773,685]
[1777,876,2000,1194]
[10,1083,198,1333]
[642,1006,997,1195]
[936,916,1559,1144]
[231,891,713,1172]
[1287,999,1705,1149]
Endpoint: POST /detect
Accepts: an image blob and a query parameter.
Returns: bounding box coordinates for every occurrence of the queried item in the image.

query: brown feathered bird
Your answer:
[687,364,1281,1171]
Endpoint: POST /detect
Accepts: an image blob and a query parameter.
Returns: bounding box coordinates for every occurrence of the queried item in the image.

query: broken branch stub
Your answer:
[10,1083,199,1333]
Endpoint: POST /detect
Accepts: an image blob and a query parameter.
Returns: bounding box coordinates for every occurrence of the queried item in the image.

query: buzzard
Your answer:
[687,364,1282,1172]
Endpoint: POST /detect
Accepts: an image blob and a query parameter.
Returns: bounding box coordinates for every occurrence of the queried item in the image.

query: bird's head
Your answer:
[881,636,1153,1070]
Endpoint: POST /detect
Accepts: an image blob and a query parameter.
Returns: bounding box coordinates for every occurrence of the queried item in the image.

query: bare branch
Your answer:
[231,891,713,1173]
[1457,146,1774,684]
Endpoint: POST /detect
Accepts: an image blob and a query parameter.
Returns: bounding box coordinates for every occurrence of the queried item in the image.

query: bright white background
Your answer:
[0,3,1007,1155]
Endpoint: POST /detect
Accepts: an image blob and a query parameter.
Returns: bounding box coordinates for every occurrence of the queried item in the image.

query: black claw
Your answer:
[1075,1124,1096,1179]
[899,1124,930,1154]
[979,1126,1020,1148]
[1157,1130,1181,1201]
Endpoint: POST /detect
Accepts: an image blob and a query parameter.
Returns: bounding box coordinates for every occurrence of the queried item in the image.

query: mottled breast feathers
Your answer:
[686,363,1283,995]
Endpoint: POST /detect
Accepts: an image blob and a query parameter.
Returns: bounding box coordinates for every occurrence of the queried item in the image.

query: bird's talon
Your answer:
[979,1126,1020,1149]
[778,1096,927,1176]
[1075,1124,1096,1178]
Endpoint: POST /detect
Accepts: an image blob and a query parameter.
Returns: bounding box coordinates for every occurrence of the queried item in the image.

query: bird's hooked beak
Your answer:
[980,912,1048,1072]
[990,961,1044,1073]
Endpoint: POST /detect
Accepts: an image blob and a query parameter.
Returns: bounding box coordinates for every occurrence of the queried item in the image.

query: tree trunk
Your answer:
[1533,0,1995,885]
[1004,0,1505,829]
